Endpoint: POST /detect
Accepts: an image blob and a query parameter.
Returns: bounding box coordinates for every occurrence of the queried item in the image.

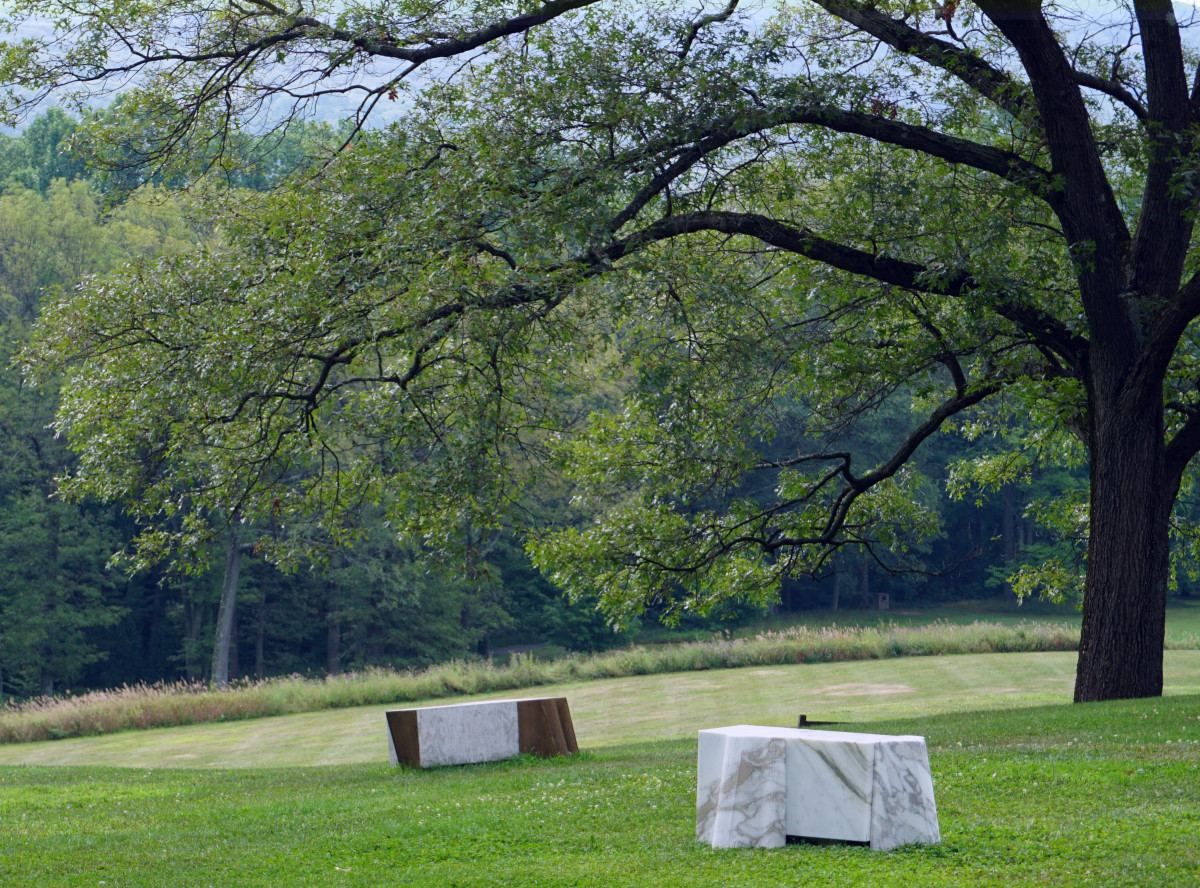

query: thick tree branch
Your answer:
[1135,1,1191,123]
[761,378,1004,551]
[288,0,599,64]
[1130,270,1200,398]
[618,393,977,569]
[775,104,1058,207]
[1166,410,1200,484]
[808,0,1032,120]
[855,382,1003,491]
[1129,0,1196,309]
[1165,406,1200,495]
[1071,69,1148,121]
[981,4,1132,339]
[607,100,1059,239]
[607,209,1089,373]
[15,0,604,130]
[679,0,740,58]
[207,267,563,427]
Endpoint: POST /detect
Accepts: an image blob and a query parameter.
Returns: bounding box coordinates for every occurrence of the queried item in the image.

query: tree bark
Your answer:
[1002,483,1017,562]
[228,597,239,681]
[857,555,870,609]
[210,525,243,690]
[1002,483,1018,602]
[40,507,61,699]
[254,596,265,682]
[183,593,204,681]
[1075,392,1170,701]
[326,616,341,676]
[982,7,1180,702]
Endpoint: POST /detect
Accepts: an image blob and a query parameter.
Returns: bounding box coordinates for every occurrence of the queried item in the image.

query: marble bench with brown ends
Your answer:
[385,697,578,767]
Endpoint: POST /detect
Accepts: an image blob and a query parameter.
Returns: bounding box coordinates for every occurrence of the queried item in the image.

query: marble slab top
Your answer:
[398,698,531,712]
[702,725,926,745]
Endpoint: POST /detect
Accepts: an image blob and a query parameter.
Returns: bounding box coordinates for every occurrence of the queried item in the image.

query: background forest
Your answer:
[0,107,1164,701]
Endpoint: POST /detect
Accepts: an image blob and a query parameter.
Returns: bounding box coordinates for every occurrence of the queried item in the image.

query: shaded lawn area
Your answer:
[2,695,1197,888]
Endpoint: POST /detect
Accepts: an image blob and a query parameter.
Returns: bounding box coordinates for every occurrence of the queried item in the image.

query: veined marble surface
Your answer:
[414,700,520,767]
[785,730,873,842]
[696,726,939,851]
[868,736,940,851]
[697,730,787,848]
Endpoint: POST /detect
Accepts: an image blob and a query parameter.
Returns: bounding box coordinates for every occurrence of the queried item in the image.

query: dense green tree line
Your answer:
[9,0,1184,703]
[5,37,1180,703]
[0,113,624,698]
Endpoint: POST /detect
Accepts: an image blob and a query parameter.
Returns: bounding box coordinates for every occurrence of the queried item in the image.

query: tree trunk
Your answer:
[857,554,870,609]
[228,597,239,680]
[326,616,341,676]
[40,507,61,699]
[1002,482,1017,559]
[1001,483,1018,602]
[254,597,265,682]
[143,582,161,660]
[183,592,204,681]
[1075,395,1170,702]
[210,525,242,690]
[830,569,840,613]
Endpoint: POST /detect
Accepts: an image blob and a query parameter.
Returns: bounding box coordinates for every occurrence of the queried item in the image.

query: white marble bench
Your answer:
[386,697,577,767]
[697,725,939,851]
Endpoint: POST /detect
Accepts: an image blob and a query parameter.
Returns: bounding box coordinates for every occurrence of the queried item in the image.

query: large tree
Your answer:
[7,1,1200,702]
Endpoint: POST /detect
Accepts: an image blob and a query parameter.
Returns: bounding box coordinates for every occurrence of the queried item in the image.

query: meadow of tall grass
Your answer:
[0,620,1093,743]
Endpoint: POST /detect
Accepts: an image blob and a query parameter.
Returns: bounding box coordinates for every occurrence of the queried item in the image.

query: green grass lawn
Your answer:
[2,650,1200,887]
[2,694,1197,887]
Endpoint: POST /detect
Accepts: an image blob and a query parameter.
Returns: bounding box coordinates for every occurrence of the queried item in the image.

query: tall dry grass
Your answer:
[0,620,1085,743]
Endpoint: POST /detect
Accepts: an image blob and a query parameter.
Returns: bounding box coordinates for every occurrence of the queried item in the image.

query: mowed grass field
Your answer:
[2,651,1198,769]
[4,602,1196,746]
[2,647,1200,887]
[730,598,1200,645]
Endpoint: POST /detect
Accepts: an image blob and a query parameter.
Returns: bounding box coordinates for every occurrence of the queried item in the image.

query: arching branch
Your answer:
[606,209,1089,374]
[808,0,1032,120]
